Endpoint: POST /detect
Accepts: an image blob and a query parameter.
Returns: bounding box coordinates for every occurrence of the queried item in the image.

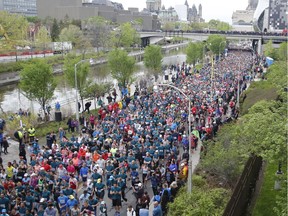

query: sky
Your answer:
[117,0,249,24]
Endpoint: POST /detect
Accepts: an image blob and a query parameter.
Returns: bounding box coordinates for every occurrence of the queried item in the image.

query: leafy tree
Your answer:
[84,16,111,52]
[201,124,249,187]
[264,40,278,59]
[0,11,29,49]
[19,59,56,118]
[110,22,140,48]
[208,19,232,31]
[59,24,83,46]
[71,19,81,28]
[168,181,230,216]
[186,42,204,66]
[108,49,136,87]
[239,100,286,162]
[190,22,207,30]
[26,16,41,24]
[82,81,112,109]
[143,45,163,80]
[51,18,60,42]
[277,42,287,61]
[162,22,175,31]
[35,26,51,52]
[64,54,90,108]
[206,35,226,55]
[132,18,143,31]
[179,22,192,31]
[59,24,92,59]
[266,61,288,102]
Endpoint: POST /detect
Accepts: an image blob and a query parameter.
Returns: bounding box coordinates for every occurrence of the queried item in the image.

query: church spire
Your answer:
[185,0,189,8]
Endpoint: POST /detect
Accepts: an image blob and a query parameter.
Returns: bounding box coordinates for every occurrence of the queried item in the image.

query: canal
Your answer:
[0,53,186,116]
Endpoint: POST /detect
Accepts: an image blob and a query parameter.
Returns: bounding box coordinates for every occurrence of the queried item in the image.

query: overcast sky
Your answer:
[117,0,249,23]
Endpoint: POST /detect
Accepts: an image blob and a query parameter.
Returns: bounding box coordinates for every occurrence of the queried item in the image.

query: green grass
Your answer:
[252,162,287,216]
[240,81,278,115]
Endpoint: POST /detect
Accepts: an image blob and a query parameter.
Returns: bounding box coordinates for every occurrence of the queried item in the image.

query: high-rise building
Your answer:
[0,0,37,16]
[198,4,202,18]
[253,0,287,31]
[268,0,287,30]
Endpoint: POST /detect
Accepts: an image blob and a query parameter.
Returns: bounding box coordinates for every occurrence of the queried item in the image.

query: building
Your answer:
[186,2,204,23]
[0,0,37,16]
[253,0,287,31]
[232,10,255,25]
[268,0,287,31]
[146,0,161,13]
[158,7,178,23]
[37,0,159,31]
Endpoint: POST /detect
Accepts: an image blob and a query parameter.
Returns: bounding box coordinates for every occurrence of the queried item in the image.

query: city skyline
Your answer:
[118,0,249,23]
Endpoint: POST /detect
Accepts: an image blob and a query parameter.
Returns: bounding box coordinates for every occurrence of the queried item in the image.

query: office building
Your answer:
[37,0,159,31]
[253,0,287,31]
[0,0,37,16]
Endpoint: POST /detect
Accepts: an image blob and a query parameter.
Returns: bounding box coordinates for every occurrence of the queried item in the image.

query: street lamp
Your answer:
[218,41,226,61]
[74,59,90,130]
[153,83,193,193]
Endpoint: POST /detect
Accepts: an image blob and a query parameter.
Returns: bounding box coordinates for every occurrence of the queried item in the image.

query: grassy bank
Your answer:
[252,162,287,216]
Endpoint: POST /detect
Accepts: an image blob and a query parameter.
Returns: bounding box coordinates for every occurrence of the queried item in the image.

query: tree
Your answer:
[143,45,163,80]
[110,22,140,48]
[64,54,90,108]
[239,100,286,162]
[108,49,136,87]
[82,81,112,109]
[186,42,203,66]
[162,22,175,31]
[208,19,232,31]
[0,11,29,50]
[35,25,51,52]
[277,42,287,61]
[168,180,230,216]
[84,16,111,52]
[264,40,278,60]
[19,59,56,118]
[59,24,92,59]
[51,18,60,42]
[206,35,226,55]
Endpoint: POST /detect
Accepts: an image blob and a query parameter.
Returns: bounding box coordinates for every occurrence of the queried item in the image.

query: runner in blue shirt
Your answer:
[57,191,68,215]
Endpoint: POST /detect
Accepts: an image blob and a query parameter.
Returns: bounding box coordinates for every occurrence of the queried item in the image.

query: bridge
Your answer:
[139,31,287,53]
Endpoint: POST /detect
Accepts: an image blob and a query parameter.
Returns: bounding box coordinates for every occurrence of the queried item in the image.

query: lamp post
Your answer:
[218,41,226,62]
[153,83,192,193]
[74,59,90,130]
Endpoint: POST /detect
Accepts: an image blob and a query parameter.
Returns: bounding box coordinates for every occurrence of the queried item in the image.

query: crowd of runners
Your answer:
[0,50,260,216]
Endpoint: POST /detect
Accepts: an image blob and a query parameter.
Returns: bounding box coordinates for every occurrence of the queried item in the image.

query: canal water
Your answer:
[0,53,186,116]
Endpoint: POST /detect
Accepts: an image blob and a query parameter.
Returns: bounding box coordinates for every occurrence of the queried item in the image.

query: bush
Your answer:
[168,185,230,216]
[0,61,24,73]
